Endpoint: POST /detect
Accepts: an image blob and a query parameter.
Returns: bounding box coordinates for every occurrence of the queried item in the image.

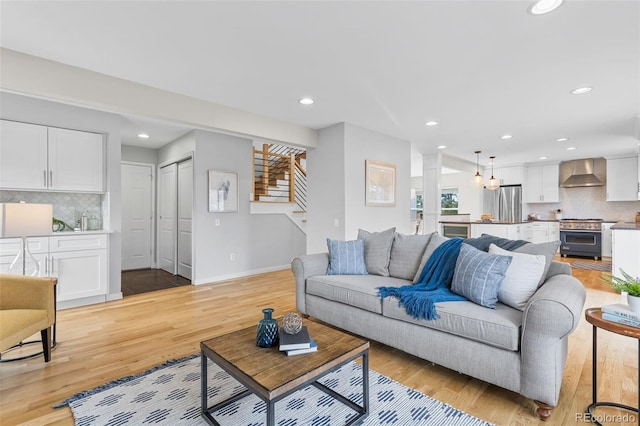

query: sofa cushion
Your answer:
[388,233,432,280]
[514,240,560,286]
[357,227,396,276]
[382,298,523,351]
[307,275,410,314]
[489,243,546,310]
[413,233,449,283]
[451,243,512,309]
[326,239,368,275]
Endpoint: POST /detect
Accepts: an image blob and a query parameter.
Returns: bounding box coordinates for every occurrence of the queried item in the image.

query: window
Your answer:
[441,188,459,215]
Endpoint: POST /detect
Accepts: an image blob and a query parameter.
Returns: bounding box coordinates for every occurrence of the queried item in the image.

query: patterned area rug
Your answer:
[571,261,612,272]
[55,354,493,426]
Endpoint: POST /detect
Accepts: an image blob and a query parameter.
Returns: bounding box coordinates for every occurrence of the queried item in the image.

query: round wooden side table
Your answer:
[585,308,639,425]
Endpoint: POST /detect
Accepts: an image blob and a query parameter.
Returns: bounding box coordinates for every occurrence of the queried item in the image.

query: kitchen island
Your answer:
[438,220,559,243]
[611,222,640,280]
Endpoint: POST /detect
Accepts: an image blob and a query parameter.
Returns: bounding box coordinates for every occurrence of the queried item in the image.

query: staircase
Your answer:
[252,143,307,232]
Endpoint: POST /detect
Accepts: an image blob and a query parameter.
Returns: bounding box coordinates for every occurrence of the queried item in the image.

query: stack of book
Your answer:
[601,303,640,328]
[278,326,318,356]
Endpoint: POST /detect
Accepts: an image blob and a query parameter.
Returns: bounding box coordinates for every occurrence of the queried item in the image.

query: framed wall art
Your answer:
[208,170,238,212]
[365,160,396,206]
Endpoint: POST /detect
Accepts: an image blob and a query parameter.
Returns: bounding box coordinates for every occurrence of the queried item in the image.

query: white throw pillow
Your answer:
[488,243,546,310]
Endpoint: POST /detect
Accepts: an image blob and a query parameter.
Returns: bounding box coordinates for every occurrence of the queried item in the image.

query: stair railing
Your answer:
[253,144,306,211]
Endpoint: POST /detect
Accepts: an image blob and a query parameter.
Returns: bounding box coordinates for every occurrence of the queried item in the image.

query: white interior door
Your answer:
[121,163,153,270]
[177,159,193,280]
[158,163,177,274]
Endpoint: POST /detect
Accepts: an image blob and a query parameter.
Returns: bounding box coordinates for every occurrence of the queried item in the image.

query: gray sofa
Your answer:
[291,231,586,420]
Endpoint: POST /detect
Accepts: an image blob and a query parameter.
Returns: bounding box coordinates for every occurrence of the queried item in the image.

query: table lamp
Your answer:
[0,202,53,276]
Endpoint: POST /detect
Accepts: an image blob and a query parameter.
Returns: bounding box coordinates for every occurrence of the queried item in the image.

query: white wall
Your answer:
[189,130,306,284]
[344,123,412,237]
[306,122,412,254]
[306,123,346,254]
[121,145,158,164]
[0,92,123,299]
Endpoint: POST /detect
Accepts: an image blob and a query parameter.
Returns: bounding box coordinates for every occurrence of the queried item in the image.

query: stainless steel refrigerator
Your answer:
[482,184,522,222]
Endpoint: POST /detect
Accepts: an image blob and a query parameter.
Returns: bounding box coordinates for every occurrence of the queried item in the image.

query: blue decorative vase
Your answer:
[256,308,279,348]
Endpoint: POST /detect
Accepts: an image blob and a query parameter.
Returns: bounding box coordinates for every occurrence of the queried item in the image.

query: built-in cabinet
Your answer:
[606,156,638,201]
[524,221,559,244]
[0,233,108,309]
[524,164,560,203]
[0,120,104,192]
[471,223,523,240]
[483,165,524,186]
[601,222,615,258]
[611,228,640,280]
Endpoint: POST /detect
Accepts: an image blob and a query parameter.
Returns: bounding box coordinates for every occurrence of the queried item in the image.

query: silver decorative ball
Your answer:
[282,312,303,335]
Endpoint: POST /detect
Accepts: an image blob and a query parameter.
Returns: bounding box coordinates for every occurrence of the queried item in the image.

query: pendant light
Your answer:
[472,151,484,187]
[487,156,500,191]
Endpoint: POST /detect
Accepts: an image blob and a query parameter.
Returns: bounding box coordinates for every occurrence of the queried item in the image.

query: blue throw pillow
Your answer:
[451,243,512,308]
[326,238,368,275]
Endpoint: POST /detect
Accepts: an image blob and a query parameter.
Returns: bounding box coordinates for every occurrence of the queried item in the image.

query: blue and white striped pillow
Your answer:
[326,238,368,275]
[451,243,512,308]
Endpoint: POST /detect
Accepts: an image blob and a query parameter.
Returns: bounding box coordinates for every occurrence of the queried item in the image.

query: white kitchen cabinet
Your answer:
[471,223,522,240]
[601,222,615,258]
[524,164,560,203]
[524,222,560,244]
[0,120,104,192]
[483,165,524,185]
[606,156,638,201]
[0,233,108,307]
[0,237,49,275]
[47,127,104,192]
[0,120,49,190]
[49,234,108,303]
[611,228,640,280]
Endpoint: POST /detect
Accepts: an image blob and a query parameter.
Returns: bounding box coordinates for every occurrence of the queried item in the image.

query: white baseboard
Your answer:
[193,264,290,285]
[107,292,123,302]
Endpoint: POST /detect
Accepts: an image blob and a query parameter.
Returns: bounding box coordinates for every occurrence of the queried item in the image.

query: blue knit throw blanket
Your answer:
[378,238,467,320]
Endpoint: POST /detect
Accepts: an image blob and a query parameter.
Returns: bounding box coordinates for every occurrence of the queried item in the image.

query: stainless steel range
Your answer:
[559,219,603,260]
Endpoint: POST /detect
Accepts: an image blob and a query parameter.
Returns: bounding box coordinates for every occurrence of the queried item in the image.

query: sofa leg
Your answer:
[40,327,52,362]
[534,400,554,421]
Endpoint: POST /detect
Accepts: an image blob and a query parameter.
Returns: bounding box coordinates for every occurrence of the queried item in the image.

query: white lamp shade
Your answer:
[0,203,53,237]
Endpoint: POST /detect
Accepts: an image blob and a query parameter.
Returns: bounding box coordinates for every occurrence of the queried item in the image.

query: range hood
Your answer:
[560,158,603,188]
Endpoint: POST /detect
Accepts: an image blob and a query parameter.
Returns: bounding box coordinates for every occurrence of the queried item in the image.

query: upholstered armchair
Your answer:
[0,275,57,362]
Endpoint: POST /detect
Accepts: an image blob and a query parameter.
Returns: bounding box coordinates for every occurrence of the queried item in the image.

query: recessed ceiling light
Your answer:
[425,121,438,126]
[556,137,569,142]
[137,133,149,139]
[437,145,447,149]
[539,156,548,160]
[299,97,314,105]
[501,134,513,140]
[571,86,593,95]
[566,147,577,150]
[529,0,563,15]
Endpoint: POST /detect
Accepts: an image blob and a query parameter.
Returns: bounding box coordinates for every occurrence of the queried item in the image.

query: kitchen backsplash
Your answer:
[526,185,640,222]
[0,190,104,229]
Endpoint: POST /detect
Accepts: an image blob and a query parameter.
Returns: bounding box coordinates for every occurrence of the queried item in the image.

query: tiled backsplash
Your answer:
[0,191,104,229]
[526,185,640,222]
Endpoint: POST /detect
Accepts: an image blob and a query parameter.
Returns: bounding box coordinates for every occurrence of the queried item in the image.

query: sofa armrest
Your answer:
[291,253,329,315]
[519,273,586,405]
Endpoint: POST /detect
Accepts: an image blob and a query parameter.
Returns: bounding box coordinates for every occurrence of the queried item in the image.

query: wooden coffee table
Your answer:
[200,319,370,426]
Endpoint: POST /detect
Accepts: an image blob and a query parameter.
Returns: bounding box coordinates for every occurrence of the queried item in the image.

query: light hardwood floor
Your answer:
[0,258,637,425]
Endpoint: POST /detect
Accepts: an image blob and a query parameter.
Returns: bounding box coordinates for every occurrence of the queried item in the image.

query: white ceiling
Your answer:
[1,1,639,167]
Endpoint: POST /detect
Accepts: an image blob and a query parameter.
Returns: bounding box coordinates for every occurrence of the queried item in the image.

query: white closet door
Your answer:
[158,163,177,274]
[177,159,193,280]
[121,163,153,270]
